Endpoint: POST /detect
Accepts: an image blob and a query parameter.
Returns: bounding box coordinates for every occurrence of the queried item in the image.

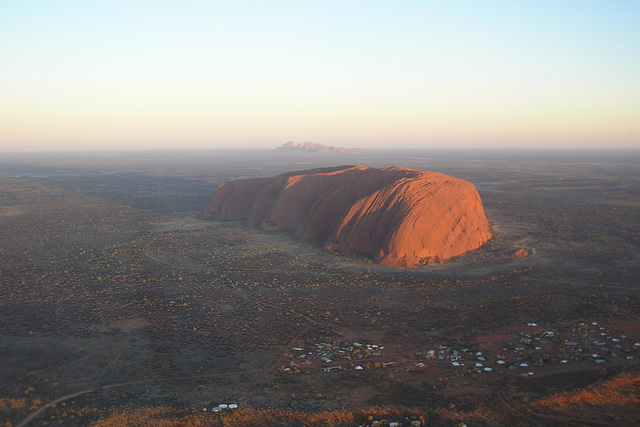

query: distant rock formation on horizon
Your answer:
[203,166,492,267]
[275,141,365,154]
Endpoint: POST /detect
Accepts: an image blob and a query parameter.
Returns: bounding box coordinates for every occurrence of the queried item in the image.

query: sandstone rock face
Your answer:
[203,166,492,267]
[504,248,532,259]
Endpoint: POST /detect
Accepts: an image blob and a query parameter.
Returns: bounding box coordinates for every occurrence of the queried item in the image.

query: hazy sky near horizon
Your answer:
[1,1,639,152]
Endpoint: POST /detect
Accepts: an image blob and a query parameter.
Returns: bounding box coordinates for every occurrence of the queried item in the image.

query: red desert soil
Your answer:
[203,166,492,268]
[612,320,640,336]
[475,330,513,344]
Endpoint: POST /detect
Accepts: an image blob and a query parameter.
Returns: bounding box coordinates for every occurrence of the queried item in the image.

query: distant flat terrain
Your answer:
[1,149,639,426]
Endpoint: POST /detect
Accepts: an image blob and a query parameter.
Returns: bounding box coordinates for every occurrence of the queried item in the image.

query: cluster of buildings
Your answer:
[277,320,637,381]
[280,340,392,374]
[417,320,638,377]
[553,321,638,363]
[203,403,239,413]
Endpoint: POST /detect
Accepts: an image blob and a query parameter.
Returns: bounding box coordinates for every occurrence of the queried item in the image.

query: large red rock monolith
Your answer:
[203,166,492,267]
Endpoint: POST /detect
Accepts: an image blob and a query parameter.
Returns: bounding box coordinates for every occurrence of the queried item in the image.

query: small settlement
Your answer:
[279,340,393,374]
[428,320,638,377]
[279,319,638,380]
[204,403,239,413]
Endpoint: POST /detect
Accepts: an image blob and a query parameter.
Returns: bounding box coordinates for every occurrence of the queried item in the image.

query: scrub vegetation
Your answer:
[1,149,639,426]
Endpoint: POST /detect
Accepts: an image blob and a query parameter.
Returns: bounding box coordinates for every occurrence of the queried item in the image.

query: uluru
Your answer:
[203,166,492,267]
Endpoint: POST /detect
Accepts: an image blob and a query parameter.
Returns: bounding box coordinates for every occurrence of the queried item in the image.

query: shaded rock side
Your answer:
[203,166,492,267]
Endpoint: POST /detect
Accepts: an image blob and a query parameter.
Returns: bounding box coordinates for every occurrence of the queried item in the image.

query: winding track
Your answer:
[18,225,337,426]
[16,369,264,427]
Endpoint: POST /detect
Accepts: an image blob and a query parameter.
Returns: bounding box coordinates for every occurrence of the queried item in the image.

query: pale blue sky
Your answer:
[1,1,638,151]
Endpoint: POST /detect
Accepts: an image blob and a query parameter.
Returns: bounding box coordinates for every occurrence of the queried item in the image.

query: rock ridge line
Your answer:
[203,165,492,267]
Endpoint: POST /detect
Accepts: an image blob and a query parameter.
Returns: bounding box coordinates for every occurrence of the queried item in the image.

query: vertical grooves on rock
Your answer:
[203,166,492,267]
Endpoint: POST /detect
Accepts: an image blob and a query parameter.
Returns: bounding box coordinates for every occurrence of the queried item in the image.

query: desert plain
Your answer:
[1,149,639,426]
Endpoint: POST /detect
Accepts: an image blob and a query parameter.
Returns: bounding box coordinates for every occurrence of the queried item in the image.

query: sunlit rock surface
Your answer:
[203,166,492,267]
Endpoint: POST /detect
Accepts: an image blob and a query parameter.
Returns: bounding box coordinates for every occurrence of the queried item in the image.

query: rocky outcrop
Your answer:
[275,141,364,154]
[203,166,492,267]
[504,248,532,258]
